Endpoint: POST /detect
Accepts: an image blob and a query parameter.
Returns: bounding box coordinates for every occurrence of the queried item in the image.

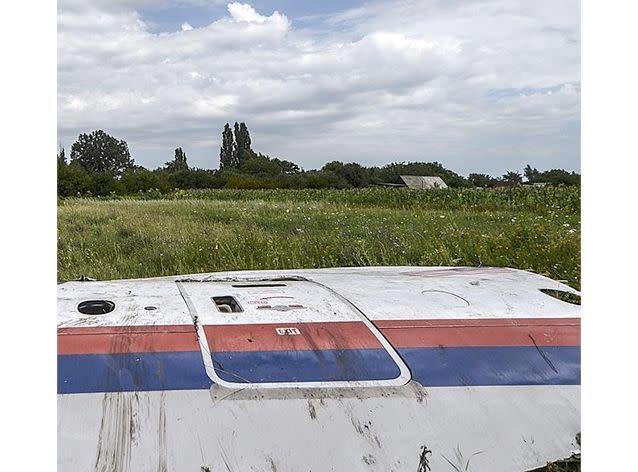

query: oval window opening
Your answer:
[540,289,581,306]
[78,300,115,315]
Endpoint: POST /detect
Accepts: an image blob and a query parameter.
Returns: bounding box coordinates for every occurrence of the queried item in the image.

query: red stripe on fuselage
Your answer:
[378,317,580,348]
[57,325,200,355]
[57,318,580,355]
[204,321,382,353]
[374,317,580,328]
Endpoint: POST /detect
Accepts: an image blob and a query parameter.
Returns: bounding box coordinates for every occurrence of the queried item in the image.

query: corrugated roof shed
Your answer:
[399,175,448,189]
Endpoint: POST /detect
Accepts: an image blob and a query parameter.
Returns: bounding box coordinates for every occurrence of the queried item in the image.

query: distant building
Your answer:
[391,175,449,189]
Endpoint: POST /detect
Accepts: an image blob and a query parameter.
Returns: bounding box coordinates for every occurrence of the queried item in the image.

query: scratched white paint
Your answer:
[182,280,364,324]
[58,267,580,325]
[58,280,193,327]
[58,266,581,471]
[59,385,580,472]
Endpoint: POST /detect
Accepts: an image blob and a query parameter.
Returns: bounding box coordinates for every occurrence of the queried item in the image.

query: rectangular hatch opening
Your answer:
[212,296,243,313]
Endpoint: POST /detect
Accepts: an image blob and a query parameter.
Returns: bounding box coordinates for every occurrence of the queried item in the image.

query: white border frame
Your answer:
[176,280,412,389]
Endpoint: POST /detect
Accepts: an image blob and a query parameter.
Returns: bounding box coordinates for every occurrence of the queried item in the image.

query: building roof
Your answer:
[399,175,448,189]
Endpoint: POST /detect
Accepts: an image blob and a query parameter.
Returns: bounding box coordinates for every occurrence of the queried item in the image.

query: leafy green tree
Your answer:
[219,123,235,169]
[165,147,189,172]
[320,161,370,187]
[233,122,253,167]
[165,168,222,190]
[273,158,300,175]
[148,169,175,193]
[338,163,371,187]
[58,161,92,196]
[119,167,162,194]
[89,171,118,196]
[301,172,333,189]
[238,152,302,176]
[535,169,580,186]
[239,154,281,175]
[524,164,540,183]
[322,161,344,173]
[501,171,523,186]
[70,130,134,176]
[468,173,498,188]
[309,170,350,188]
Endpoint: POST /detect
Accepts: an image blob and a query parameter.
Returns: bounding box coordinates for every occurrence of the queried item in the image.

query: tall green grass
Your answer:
[58,187,580,288]
[116,186,580,213]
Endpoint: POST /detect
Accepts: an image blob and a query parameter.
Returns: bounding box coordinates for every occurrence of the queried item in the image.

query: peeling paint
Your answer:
[157,392,167,472]
[94,393,134,472]
[307,400,317,420]
[362,454,376,465]
[416,446,432,472]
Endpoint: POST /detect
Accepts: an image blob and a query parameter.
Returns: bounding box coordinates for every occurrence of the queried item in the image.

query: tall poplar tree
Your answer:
[219,123,235,169]
[233,122,253,167]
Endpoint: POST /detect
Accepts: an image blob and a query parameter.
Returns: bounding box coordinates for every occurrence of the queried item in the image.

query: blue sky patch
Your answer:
[140,0,366,33]
[486,83,581,101]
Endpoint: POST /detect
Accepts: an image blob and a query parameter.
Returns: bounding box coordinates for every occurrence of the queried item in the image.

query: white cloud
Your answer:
[57,1,580,174]
[227,2,266,23]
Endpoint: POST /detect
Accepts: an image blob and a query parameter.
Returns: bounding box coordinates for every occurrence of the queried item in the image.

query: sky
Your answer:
[57,0,581,175]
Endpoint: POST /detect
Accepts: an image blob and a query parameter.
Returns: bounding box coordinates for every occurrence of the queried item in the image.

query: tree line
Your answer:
[57,125,580,197]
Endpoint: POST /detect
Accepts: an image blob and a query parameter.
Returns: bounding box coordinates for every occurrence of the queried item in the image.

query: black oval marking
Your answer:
[77,300,115,315]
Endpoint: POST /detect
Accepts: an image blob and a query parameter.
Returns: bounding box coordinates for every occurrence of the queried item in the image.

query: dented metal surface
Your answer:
[58,266,580,471]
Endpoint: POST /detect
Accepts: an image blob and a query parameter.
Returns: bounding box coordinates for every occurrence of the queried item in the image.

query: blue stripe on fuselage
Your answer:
[58,351,212,394]
[57,346,580,393]
[212,348,401,383]
[399,346,580,386]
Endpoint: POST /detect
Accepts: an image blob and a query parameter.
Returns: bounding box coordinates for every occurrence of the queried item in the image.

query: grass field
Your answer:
[58,187,581,289]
